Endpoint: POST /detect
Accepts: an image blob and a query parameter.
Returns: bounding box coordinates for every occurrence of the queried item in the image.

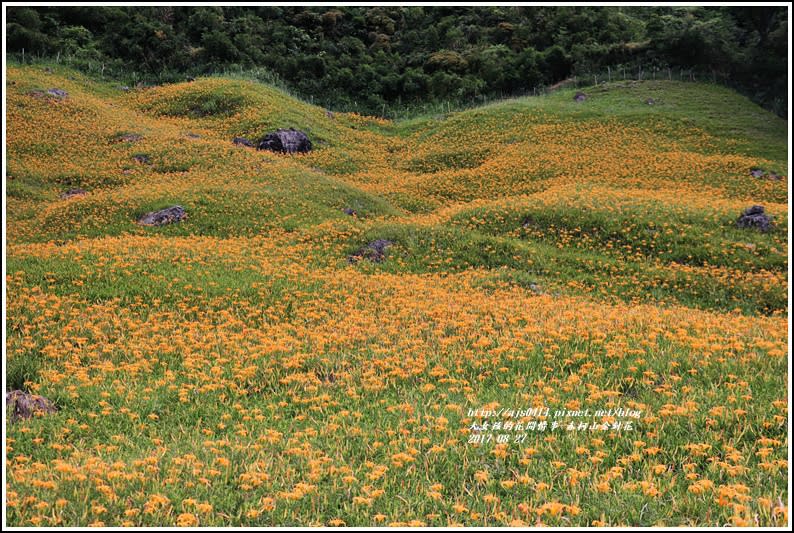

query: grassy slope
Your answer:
[5,65,789,527]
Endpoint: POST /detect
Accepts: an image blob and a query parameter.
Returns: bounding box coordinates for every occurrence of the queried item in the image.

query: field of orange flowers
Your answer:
[4,65,789,527]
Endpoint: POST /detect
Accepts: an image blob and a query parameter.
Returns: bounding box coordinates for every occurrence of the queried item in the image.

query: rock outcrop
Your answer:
[137,205,187,226]
[60,188,87,199]
[750,168,782,180]
[257,128,312,154]
[6,390,57,423]
[232,136,254,147]
[47,88,68,98]
[112,133,143,143]
[736,205,773,232]
[348,239,393,263]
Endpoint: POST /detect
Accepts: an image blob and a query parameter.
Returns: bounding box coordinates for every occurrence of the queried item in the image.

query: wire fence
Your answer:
[8,51,785,119]
[381,63,748,120]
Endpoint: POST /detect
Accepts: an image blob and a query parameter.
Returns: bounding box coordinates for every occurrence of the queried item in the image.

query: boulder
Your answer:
[133,154,151,164]
[645,97,656,105]
[573,91,587,102]
[348,239,393,263]
[257,128,312,154]
[46,88,68,99]
[750,168,766,178]
[232,136,254,147]
[112,133,143,144]
[60,188,87,199]
[343,208,358,216]
[736,205,773,232]
[6,390,57,423]
[29,88,68,100]
[750,168,783,180]
[137,205,187,226]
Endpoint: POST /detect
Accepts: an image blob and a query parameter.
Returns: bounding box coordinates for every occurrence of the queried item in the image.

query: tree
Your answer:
[6,8,53,54]
[4,6,787,116]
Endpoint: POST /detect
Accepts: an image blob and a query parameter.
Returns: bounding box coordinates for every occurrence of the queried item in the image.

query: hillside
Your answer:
[5,65,789,527]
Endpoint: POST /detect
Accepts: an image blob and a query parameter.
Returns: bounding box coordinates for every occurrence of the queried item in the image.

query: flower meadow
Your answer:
[4,65,789,527]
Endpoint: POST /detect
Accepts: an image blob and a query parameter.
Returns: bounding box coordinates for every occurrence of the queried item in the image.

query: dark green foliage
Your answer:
[5,6,788,116]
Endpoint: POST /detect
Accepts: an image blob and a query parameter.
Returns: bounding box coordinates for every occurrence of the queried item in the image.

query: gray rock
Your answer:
[133,154,151,164]
[573,92,587,102]
[112,133,143,143]
[257,128,312,154]
[343,208,358,216]
[736,205,773,232]
[750,168,783,180]
[137,205,187,226]
[46,88,68,99]
[348,239,393,263]
[60,188,87,199]
[232,136,254,147]
[6,390,57,423]
[645,97,656,105]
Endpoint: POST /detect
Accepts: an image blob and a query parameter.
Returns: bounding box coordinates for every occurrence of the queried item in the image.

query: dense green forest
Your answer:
[6,5,788,116]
